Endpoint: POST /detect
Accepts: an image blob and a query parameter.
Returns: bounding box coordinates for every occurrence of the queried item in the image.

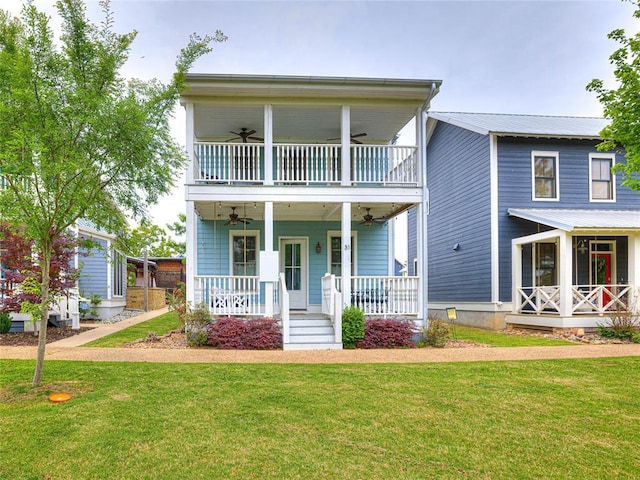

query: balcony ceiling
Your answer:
[184,74,441,143]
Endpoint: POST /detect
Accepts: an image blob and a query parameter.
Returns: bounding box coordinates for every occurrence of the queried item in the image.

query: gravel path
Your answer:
[1,307,639,364]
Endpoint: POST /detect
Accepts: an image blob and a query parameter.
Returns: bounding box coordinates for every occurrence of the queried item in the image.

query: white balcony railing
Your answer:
[516,285,637,315]
[193,142,419,186]
[194,275,262,316]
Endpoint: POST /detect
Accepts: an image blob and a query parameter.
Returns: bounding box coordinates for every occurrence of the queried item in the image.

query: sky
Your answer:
[1,0,638,260]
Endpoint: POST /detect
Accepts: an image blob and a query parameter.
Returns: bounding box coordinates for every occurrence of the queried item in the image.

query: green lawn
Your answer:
[2,358,639,479]
[453,324,577,347]
[83,311,182,347]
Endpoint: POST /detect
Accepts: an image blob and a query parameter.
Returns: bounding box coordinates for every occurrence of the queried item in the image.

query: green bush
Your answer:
[185,303,212,346]
[0,313,11,334]
[422,318,450,348]
[342,305,365,349]
[598,308,639,341]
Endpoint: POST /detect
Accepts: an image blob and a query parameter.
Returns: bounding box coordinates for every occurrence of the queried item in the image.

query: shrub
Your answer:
[342,305,365,349]
[185,303,212,347]
[598,307,640,341]
[207,317,282,350]
[356,318,416,349]
[0,313,11,334]
[166,282,188,325]
[422,318,450,348]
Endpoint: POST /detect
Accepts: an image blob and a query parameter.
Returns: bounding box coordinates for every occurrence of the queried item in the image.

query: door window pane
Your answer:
[233,235,256,276]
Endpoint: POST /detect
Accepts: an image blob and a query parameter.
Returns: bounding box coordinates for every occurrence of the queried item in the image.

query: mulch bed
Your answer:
[0,327,93,347]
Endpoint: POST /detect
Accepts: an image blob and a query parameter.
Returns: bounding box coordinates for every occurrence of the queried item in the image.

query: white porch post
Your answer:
[417,107,429,326]
[558,231,573,317]
[264,104,273,186]
[185,102,194,184]
[341,106,351,186]
[185,201,197,305]
[341,202,352,308]
[629,233,640,310]
[511,239,523,313]
[264,201,274,317]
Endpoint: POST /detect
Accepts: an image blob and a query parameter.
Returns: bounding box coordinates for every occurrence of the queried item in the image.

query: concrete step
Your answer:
[284,342,343,351]
[290,325,334,335]
[288,334,336,343]
[289,318,332,327]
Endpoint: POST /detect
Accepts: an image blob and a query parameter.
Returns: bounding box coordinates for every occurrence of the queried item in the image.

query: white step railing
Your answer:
[194,276,262,316]
[516,284,636,315]
[279,273,290,344]
[194,143,263,183]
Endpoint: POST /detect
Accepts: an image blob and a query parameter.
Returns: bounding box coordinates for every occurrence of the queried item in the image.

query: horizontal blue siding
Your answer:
[78,236,108,298]
[426,122,492,302]
[196,218,388,306]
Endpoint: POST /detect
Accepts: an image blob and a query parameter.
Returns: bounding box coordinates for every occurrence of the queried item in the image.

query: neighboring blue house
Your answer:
[181,74,441,349]
[409,112,640,331]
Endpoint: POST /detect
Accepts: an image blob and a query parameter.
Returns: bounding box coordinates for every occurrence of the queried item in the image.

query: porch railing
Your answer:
[193,142,419,186]
[342,275,419,317]
[279,273,290,344]
[194,275,262,316]
[516,285,637,315]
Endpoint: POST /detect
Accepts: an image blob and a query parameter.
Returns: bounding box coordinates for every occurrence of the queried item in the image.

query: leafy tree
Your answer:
[587,0,640,192]
[121,216,185,258]
[0,0,225,385]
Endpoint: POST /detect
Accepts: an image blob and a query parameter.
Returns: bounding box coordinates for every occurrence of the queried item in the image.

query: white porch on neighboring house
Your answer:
[507,209,640,330]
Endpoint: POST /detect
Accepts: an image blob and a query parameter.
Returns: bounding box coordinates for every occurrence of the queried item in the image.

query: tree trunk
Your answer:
[32,241,52,387]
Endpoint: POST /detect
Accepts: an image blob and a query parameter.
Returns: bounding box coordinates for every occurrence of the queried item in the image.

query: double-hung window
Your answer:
[230,231,259,276]
[532,151,559,201]
[589,153,615,202]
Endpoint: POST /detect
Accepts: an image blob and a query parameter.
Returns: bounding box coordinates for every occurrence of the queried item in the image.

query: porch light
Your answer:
[316,241,322,254]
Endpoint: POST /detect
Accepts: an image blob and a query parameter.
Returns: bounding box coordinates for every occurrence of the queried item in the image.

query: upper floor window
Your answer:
[532,151,559,201]
[589,153,616,202]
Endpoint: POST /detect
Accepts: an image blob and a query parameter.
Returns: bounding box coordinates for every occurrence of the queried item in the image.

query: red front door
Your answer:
[591,251,613,306]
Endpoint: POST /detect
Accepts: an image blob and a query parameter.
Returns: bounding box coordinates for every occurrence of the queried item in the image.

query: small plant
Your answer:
[357,318,416,349]
[88,293,102,319]
[598,306,640,341]
[184,303,212,347]
[206,316,282,350]
[0,312,11,334]
[422,317,450,348]
[166,282,188,326]
[342,305,365,349]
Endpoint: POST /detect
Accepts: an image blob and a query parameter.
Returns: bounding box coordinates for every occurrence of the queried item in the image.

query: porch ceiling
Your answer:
[508,208,640,231]
[195,201,412,224]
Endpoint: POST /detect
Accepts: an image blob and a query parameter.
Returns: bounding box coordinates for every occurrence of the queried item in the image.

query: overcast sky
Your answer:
[2,0,637,251]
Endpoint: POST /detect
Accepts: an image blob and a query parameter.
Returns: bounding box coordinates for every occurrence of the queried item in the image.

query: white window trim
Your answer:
[326,230,358,276]
[531,150,560,202]
[589,152,616,203]
[228,229,260,276]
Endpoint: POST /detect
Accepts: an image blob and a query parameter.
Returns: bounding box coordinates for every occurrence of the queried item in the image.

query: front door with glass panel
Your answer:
[280,238,307,310]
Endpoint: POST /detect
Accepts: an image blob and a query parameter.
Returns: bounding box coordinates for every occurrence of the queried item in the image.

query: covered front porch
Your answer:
[508,209,640,330]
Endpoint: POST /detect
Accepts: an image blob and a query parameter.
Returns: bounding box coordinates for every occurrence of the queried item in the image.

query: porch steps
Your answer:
[284,314,342,350]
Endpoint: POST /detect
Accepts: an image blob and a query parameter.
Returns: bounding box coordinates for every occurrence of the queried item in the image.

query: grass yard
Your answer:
[453,325,577,347]
[83,311,182,347]
[1,358,639,479]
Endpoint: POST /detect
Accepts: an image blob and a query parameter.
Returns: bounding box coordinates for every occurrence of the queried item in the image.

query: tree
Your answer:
[0,0,226,385]
[121,215,185,258]
[587,0,640,192]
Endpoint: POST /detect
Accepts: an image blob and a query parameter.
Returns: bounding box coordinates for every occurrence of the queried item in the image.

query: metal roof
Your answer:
[508,208,640,231]
[429,112,607,139]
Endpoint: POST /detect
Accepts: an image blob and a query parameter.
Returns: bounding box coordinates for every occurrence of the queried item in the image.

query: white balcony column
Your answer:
[511,239,523,313]
[416,107,425,186]
[388,216,395,276]
[341,202,352,308]
[185,201,197,305]
[185,102,195,183]
[264,104,273,186]
[341,106,351,186]
[264,201,274,317]
[558,231,573,317]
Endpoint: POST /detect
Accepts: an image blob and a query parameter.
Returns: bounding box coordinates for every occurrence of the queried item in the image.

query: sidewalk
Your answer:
[1,308,639,364]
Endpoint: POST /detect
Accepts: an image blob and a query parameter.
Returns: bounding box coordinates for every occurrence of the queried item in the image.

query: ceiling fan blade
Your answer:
[248,136,264,142]
[351,138,363,144]
[245,129,256,136]
[225,137,239,142]
[229,131,241,136]
[351,132,367,138]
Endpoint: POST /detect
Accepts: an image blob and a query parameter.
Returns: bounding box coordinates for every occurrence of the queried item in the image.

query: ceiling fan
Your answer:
[359,208,386,227]
[225,128,264,143]
[224,206,253,226]
[327,132,367,144]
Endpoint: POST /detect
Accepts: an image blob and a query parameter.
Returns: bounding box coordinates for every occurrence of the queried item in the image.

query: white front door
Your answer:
[280,238,307,310]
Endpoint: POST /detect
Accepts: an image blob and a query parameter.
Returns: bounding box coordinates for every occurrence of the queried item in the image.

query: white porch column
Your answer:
[511,240,523,313]
[264,104,273,186]
[264,201,274,317]
[185,102,195,183]
[341,106,351,186]
[185,201,197,305]
[388,217,395,275]
[629,233,640,310]
[341,202,352,308]
[416,203,426,323]
[558,231,573,317]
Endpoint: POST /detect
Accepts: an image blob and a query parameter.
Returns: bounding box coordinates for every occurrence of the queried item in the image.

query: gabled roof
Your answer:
[428,112,607,139]
[508,208,640,231]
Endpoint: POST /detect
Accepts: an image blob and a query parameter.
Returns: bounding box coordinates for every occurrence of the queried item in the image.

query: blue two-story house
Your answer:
[409,112,640,331]
[181,74,441,349]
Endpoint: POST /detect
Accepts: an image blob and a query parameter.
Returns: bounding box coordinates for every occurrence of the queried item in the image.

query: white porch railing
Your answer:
[516,285,637,315]
[194,276,262,316]
[352,145,418,185]
[322,273,343,343]
[194,143,263,183]
[275,144,341,185]
[279,273,290,344]
[348,276,419,317]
